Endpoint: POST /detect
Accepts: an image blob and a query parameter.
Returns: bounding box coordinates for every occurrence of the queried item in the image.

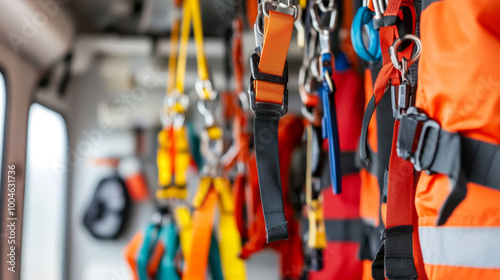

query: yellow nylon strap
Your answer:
[167,18,181,94]
[174,206,193,259]
[192,177,213,208]
[175,0,209,95]
[214,178,246,280]
[307,198,327,249]
[156,126,190,200]
[305,125,327,249]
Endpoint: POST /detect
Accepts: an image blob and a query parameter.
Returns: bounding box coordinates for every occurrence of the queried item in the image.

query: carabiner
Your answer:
[310,0,337,36]
[200,126,224,177]
[389,34,422,74]
[351,2,382,62]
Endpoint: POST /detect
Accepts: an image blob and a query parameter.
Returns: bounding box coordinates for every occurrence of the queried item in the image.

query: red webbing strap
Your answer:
[386,122,414,228]
[254,10,294,104]
[386,122,427,280]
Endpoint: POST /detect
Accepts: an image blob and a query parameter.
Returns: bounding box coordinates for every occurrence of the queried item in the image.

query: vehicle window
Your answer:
[22,104,67,280]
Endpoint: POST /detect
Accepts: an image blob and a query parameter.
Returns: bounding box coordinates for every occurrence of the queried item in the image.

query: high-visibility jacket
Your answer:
[412,0,500,279]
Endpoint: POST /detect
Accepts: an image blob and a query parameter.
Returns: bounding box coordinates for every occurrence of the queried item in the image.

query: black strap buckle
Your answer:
[397,107,440,171]
[248,53,288,117]
[391,81,415,120]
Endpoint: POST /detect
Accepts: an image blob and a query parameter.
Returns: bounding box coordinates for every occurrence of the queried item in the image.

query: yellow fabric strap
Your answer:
[175,0,209,94]
[305,125,327,249]
[156,126,190,200]
[174,206,193,260]
[167,18,181,94]
[307,198,327,249]
[214,177,246,280]
[299,0,307,9]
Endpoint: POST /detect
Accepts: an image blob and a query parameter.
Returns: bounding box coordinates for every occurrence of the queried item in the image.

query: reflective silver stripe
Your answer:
[419,226,500,268]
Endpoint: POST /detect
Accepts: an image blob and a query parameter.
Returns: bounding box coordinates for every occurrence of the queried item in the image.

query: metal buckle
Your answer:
[397,107,440,171]
[248,53,288,116]
[261,0,299,21]
[391,80,415,120]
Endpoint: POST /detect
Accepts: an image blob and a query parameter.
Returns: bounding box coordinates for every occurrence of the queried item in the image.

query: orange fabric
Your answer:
[362,260,374,280]
[424,264,500,280]
[246,0,258,26]
[254,10,294,104]
[364,68,378,153]
[415,0,500,278]
[124,173,149,201]
[147,242,165,278]
[232,18,244,94]
[124,232,143,280]
[182,189,218,280]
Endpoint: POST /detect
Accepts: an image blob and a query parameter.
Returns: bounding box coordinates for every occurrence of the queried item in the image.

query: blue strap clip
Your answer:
[351,6,382,62]
[320,52,342,194]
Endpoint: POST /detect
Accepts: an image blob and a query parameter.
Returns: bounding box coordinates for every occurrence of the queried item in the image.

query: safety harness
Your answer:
[249,0,298,243]
[357,0,428,279]
[169,0,246,279]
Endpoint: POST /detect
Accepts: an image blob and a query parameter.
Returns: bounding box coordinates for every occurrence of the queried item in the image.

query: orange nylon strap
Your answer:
[246,0,259,26]
[182,189,218,280]
[254,11,294,104]
[232,18,244,94]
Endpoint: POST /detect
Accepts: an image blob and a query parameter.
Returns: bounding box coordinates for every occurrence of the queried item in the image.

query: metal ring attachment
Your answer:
[389,34,422,72]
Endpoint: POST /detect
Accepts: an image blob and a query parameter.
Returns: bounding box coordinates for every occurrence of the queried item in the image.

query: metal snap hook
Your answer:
[310,0,337,34]
[195,79,217,101]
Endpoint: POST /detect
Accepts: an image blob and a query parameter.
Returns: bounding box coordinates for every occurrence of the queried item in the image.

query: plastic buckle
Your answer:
[248,53,288,116]
[397,107,440,171]
[391,81,414,120]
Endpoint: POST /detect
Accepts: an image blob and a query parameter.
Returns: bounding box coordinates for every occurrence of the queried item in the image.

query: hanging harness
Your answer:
[357,0,428,279]
[249,0,297,243]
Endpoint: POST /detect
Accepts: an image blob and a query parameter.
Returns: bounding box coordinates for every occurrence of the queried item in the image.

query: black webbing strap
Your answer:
[301,218,365,242]
[254,112,288,242]
[359,222,383,261]
[360,95,377,165]
[372,225,417,280]
[399,112,500,225]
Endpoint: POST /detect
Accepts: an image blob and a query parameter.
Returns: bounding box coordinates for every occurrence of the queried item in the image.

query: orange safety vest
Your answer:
[408,0,500,279]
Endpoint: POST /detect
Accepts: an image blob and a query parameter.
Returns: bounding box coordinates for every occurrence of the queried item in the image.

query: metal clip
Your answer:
[195,79,217,101]
[161,92,189,128]
[391,79,415,120]
[389,34,422,75]
[261,0,299,21]
[200,127,224,177]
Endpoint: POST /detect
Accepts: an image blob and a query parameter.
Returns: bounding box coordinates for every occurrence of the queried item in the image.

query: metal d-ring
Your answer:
[389,34,422,72]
